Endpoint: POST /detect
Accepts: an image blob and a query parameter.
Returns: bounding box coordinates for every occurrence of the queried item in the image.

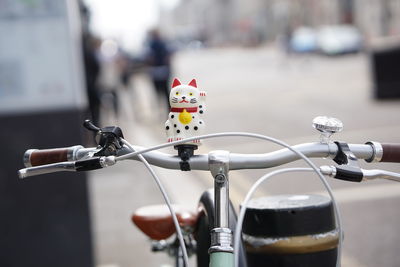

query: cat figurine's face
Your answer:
[169,79,200,108]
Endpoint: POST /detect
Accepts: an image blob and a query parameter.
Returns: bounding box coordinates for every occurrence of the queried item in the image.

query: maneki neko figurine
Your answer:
[165,78,206,170]
[165,78,206,144]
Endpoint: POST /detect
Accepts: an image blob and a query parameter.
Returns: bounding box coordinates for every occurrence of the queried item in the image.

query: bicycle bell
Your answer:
[312,116,343,143]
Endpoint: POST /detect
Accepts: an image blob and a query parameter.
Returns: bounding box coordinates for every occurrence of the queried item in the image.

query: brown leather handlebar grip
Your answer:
[24,147,78,167]
[381,144,400,163]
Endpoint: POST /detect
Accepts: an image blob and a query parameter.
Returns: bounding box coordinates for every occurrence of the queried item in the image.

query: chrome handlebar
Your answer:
[18,142,379,178]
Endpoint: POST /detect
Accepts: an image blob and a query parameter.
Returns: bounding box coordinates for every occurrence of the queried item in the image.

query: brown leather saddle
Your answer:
[132,204,198,240]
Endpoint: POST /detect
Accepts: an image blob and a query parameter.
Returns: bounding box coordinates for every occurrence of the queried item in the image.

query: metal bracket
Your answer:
[175,145,198,171]
[333,141,358,166]
[208,228,234,254]
[365,141,383,163]
[208,150,230,177]
[332,141,363,182]
[83,120,124,157]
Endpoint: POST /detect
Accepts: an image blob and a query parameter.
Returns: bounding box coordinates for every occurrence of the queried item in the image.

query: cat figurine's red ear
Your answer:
[188,79,197,88]
[172,78,181,88]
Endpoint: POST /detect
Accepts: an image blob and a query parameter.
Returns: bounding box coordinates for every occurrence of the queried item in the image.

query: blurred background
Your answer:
[1,0,400,267]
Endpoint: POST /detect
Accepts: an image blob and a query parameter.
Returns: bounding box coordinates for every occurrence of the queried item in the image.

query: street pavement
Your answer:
[90,46,400,267]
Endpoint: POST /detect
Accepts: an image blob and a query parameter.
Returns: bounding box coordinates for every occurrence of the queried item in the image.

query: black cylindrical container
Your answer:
[242,194,338,267]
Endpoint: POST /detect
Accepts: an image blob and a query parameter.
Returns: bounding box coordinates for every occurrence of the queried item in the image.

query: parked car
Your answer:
[289,27,318,53]
[317,25,363,55]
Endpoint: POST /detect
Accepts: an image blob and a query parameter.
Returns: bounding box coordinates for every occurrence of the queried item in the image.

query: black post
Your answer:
[0,110,93,267]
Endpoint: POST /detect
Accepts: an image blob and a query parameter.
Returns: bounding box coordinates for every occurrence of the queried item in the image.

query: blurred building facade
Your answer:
[159,0,400,46]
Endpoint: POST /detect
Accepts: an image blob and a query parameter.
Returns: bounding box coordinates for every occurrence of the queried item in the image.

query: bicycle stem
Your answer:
[209,150,234,255]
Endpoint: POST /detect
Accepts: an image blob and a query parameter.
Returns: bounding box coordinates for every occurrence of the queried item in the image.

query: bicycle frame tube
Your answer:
[209,151,234,267]
[210,252,234,267]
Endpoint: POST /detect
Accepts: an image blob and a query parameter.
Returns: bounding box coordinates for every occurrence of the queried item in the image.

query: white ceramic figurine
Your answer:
[165,78,206,144]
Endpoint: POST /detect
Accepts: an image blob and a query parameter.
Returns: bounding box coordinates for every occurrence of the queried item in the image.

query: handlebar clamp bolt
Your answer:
[215,174,226,184]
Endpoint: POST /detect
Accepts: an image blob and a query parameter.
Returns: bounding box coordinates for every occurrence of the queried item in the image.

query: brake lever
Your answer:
[320,166,400,182]
[18,156,116,179]
[18,162,76,178]
[361,169,400,182]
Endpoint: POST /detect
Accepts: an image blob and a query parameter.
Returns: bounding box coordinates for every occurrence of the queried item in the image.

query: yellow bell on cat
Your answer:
[179,109,192,125]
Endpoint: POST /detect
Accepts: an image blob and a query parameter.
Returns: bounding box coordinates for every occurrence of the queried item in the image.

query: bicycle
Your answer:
[17,78,400,267]
[17,116,400,267]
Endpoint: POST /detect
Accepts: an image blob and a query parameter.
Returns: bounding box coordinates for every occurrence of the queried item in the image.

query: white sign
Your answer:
[0,0,87,114]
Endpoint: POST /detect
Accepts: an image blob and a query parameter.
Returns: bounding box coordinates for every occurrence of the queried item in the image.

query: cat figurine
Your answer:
[165,78,206,144]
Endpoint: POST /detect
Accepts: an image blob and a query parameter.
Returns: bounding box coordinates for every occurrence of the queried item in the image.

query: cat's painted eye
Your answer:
[189,92,193,96]
[175,92,179,95]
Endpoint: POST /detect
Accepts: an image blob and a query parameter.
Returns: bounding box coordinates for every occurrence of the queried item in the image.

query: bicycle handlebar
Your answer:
[19,141,400,179]
[22,142,354,170]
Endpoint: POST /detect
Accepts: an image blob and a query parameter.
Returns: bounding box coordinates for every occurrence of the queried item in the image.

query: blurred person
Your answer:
[97,39,127,121]
[281,25,293,56]
[82,33,101,126]
[119,51,133,89]
[80,2,101,126]
[145,29,172,114]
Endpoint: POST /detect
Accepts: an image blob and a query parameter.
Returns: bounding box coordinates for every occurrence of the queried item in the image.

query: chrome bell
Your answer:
[312,116,343,143]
